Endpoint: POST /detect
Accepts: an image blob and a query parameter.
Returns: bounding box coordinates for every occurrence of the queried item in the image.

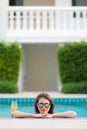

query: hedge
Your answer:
[62,82,87,93]
[57,41,87,83]
[0,41,22,83]
[0,80,18,93]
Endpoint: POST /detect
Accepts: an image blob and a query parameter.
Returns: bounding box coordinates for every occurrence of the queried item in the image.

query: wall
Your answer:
[23,0,54,6]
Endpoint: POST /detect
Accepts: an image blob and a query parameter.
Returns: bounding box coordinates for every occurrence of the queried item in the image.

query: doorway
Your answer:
[23,44,58,91]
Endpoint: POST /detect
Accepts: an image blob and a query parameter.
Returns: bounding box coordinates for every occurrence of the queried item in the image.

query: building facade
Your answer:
[0,0,87,92]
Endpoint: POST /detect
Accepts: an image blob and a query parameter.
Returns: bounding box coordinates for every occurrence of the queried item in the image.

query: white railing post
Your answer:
[55,11,61,30]
[83,11,87,30]
[63,11,67,30]
[36,11,41,30]
[9,11,14,30]
[16,11,21,30]
[60,11,64,30]
[23,11,27,30]
[29,11,34,30]
[76,11,80,30]
[69,11,74,30]
[42,11,47,30]
[49,11,54,30]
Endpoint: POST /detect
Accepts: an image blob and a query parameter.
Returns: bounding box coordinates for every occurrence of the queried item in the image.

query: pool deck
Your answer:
[0,118,87,130]
[0,92,87,130]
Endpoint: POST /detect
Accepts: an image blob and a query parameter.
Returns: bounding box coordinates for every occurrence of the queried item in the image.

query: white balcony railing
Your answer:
[7,6,87,42]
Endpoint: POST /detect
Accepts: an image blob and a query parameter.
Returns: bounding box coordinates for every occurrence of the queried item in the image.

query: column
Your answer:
[0,0,9,41]
[54,0,72,6]
[18,45,24,92]
[18,62,23,92]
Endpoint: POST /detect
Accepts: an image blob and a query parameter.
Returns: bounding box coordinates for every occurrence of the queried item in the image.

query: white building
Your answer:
[0,0,87,92]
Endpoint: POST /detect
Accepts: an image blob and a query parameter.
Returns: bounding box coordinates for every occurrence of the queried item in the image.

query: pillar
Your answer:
[54,0,72,6]
[0,0,9,41]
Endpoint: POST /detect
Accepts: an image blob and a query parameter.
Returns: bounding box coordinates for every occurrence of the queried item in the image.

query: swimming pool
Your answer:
[0,98,87,118]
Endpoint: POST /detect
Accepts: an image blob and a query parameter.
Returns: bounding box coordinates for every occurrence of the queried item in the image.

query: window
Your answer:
[72,0,87,6]
[9,0,23,6]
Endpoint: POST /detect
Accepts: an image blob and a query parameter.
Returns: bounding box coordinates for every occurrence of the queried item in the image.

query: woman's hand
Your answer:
[33,113,53,118]
[11,111,19,118]
[33,113,47,118]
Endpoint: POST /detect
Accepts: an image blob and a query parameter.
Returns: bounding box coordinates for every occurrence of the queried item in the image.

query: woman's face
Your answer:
[37,97,51,114]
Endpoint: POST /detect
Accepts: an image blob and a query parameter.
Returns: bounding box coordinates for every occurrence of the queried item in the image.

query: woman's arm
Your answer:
[11,111,35,118]
[11,111,49,118]
[53,111,77,118]
[11,111,77,118]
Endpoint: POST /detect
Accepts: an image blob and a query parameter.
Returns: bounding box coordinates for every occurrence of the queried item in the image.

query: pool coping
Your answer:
[0,92,87,98]
[0,118,87,130]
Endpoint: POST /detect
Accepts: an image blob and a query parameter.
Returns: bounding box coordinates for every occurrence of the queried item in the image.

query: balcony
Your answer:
[7,6,87,43]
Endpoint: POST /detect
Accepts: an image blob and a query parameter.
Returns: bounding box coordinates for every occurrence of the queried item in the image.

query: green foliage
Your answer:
[57,41,87,83]
[57,41,87,93]
[0,41,22,83]
[0,80,18,93]
[62,82,87,93]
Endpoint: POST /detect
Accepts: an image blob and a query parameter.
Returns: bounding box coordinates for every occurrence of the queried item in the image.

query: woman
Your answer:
[11,92,77,118]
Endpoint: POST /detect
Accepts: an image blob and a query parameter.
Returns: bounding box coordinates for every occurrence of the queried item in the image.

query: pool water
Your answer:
[0,98,87,118]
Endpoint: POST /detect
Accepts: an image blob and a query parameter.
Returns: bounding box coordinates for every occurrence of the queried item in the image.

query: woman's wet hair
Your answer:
[34,92,54,114]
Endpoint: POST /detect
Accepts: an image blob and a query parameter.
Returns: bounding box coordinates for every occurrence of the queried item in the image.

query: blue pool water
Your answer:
[0,98,87,118]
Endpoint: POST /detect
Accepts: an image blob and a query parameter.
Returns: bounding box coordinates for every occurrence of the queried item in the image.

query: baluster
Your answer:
[65,11,70,30]
[60,11,63,30]
[16,11,21,30]
[20,12,23,29]
[79,12,83,29]
[23,11,27,30]
[69,11,74,30]
[27,12,30,29]
[75,11,80,30]
[42,11,47,30]
[8,12,10,29]
[49,11,54,30]
[83,11,87,30]
[55,11,61,30]
[9,11,14,30]
[36,11,40,30]
[63,11,67,30]
[29,11,34,30]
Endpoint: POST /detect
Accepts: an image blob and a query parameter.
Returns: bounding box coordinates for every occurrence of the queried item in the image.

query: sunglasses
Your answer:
[37,103,51,108]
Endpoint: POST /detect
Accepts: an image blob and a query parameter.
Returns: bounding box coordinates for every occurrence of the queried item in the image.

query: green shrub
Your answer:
[62,82,87,93]
[0,41,22,83]
[57,41,87,83]
[0,80,18,93]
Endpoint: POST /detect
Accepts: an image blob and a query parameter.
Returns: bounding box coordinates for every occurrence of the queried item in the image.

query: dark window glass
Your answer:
[72,0,87,6]
[9,0,23,6]
[9,0,16,5]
